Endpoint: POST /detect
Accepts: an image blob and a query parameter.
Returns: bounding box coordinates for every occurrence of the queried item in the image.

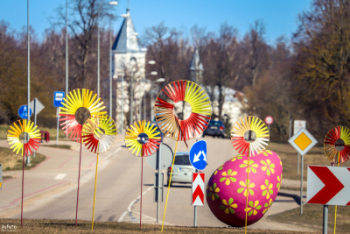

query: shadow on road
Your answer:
[277,191,306,205]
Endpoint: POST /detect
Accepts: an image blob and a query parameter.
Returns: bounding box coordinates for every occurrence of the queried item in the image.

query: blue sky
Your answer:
[0,0,312,44]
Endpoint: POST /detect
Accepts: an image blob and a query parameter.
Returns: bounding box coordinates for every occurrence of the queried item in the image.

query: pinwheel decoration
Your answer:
[59,88,106,227]
[231,116,270,156]
[324,126,350,164]
[230,116,269,234]
[125,120,161,229]
[59,88,107,142]
[155,80,212,142]
[324,126,350,233]
[156,80,212,232]
[7,119,41,226]
[82,115,117,230]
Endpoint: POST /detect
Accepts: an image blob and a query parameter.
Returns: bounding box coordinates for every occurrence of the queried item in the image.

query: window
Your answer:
[174,155,191,165]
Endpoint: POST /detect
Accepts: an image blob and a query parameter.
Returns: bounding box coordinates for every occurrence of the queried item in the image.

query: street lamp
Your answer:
[109,1,118,116]
[150,78,165,121]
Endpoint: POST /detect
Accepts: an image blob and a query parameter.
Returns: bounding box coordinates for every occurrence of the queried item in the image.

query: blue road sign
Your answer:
[190,140,207,170]
[53,91,65,107]
[18,105,32,119]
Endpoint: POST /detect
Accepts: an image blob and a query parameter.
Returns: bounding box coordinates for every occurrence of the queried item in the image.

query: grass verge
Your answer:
[268,204,350,233]
[268,142,350,181]
[0,219,318,234]
[2,176,13,180]
[43,144,71,150]
[0,147,46,170]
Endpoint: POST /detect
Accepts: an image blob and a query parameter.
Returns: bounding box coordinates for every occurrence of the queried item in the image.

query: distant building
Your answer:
[112,8,150,132]
[189,48,204,85]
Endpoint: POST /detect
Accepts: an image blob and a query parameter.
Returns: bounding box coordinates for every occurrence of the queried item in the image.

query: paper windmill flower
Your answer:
[155,80,211,141]
[231,116,269,156]
[59,89,107,142]
[82,115,117,153]
[7,120,41,156]
[125,121,161,157]
[324,126,350,164]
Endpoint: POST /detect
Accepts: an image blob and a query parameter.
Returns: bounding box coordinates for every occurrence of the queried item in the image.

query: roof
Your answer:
[112,8,141,53]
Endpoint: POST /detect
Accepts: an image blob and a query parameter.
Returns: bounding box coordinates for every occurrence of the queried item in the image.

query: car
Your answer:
[167,152,196,186]
[203,120,225,138]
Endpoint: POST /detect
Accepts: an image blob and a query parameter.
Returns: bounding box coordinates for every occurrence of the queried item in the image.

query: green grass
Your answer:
[2,176,12,180]
[0,219,318,234]
[43,144,71,150]
[0,147,46,171]
[268,204,350,233]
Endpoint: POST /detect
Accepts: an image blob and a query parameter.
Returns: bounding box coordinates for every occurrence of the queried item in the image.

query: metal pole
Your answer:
[65,0,68,95]
[156,143,162,223]
[139,80,143,121]
[297,153,300,174]
[268,125,270,134]
[300,154,304,215]
[120,77,124,134]
[27,0,30,165]
[33,98,37,158]
[194,166,198,227]
[56,108,59,146]
[97,11,100,96]
[130,71,134,125]
[323,205,328,234]
[109,22,112,116]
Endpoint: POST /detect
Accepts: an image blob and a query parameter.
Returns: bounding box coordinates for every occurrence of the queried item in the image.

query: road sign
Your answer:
[147,143,173,170]
[190,140,207,170]
[265,116,273,125]
[288,127,317,156]
[192,172,205,206]
[18,105,32,119]
[30,98,45,115]
[307,166,350,206]
[0,163,2,190]
[53,91,65,108]
[294,120,306,136]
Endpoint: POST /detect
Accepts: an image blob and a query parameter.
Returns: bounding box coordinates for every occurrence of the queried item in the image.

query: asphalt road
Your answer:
[0,137,311,232]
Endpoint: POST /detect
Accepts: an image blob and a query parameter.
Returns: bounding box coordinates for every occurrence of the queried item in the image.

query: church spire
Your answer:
[189,47,204,84]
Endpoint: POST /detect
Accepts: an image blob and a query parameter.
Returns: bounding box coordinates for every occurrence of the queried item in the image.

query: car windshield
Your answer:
[209,121,223,126]
[174,155,191,165]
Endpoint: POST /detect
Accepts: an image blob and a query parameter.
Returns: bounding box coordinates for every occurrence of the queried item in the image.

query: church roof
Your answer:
[112,9,141,53]
[189,48,204,71]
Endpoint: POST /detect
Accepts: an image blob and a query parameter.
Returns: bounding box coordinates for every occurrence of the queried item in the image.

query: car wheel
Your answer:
[202,134,205,138]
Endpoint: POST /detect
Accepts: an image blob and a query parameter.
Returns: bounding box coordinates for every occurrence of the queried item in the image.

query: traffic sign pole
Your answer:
[300,154,304,214]
[323,205,328,234]
[56,108,59,146]
[157,144,162,223]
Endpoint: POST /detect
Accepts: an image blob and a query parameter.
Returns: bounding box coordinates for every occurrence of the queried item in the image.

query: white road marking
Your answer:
[118,187,152,222]
[114,147,122,154]
[54,173,67,180]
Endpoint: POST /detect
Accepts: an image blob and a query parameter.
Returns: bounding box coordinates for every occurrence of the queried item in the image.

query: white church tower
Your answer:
[112,8,147,132]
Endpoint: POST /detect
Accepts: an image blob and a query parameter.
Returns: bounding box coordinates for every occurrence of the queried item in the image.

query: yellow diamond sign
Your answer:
[288,128,317,156]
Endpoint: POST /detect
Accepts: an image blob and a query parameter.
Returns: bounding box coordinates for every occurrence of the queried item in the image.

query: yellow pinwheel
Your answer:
[82,115,117,153]
[231,116,269,156]
[7,119,41,156]
[155,80,211,141]
[125,121,161,157]
[59,88,107,142]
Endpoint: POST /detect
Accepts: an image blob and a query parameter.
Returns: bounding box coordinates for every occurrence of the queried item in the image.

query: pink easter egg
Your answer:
[206,150,283,227]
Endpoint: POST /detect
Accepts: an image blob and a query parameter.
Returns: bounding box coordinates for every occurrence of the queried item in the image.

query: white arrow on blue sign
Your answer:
[18,105,32,119]
[190,140,207,170]
[54,91,65,108]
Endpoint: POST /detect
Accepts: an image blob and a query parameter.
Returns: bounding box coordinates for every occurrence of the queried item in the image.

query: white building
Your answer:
[112,8,150,132]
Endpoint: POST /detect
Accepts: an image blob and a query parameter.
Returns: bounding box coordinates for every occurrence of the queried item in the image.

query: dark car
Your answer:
[203,120,225,138]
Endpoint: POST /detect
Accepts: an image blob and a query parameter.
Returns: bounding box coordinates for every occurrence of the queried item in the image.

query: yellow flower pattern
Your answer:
[208,183,220,201]
[261,159,275,176]
[220,169,237,185]
[219,198,238,214]
[245,200,262,216]
[237,179,255,196]
[240,159,259,173]
[261,179,273,199]
[263,199,273,214]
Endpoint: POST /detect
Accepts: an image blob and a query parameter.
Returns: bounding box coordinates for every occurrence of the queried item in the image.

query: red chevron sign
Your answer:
[192,173,205,206]
[307,166,350,206]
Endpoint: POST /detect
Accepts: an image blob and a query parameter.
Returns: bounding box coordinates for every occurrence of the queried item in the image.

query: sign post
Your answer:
[265,116,273,133]
[30,98,44,158]
[54,91,65,145]
[288,127,317,215]
[18,105,32,164]
[0,164,2,190]
[190,140,207,227]
[293,120,306,175]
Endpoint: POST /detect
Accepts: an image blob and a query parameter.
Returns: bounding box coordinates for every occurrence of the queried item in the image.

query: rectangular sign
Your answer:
[307,166,350,206]
[294,120,306,136]
[53,91,65,108]
[0,163,2,190]
[192,172,205,206]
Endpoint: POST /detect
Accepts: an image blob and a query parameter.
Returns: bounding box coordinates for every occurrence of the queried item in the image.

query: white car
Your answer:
[167,152,197,186]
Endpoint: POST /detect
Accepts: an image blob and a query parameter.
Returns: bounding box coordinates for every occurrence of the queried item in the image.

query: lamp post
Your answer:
[150,78,165,121]
[109,1,118,116]
[130,57,137,125]
[27,0,31,165]
[65,0,69,96]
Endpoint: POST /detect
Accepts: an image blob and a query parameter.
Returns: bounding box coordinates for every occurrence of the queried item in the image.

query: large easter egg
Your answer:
[206,150,283,227]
